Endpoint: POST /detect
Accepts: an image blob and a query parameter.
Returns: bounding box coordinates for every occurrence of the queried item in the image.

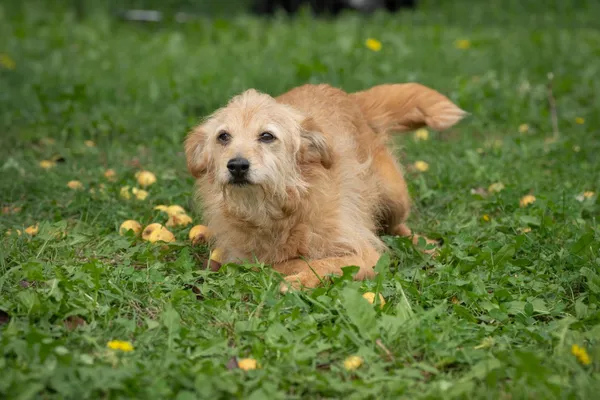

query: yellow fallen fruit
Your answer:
[488,182,505,193]
[39,160,56,170]
[104,169,117,181]
[414,161,429,172]
[519,194,536,208]
[237,358,258,371]
[343,355,363,371]
[120,186,131,200]
[25,224,39,236]
[142,223,175,243]
[131,187,149,200]
[2,206,21,215]
[166,213,192,228]
[154,205,187,217]
[207,247,224,271]
[119,220,142,236]
[189,225,211,244]
[166,205,186,216]
[210,247,224,263]
[414,128,429,141]
[67,180,84,190]
[135,170,157,187]
[362,292,386,309]
[84,140,95,148]
[518,123,529,133]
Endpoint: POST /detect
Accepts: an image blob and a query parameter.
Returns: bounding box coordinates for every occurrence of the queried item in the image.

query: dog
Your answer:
[185,83,465,290]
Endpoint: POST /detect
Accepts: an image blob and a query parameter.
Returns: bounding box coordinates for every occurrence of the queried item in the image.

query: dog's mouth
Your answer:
[228,177,252,186]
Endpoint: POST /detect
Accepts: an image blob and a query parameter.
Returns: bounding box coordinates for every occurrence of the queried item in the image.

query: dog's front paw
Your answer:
[279,272,320,293]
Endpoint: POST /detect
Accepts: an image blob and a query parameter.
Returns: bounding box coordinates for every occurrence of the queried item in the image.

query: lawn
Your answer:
[1,0,600,398]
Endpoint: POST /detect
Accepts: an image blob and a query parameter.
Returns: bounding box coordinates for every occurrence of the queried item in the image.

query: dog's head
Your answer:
[185,89,332,198]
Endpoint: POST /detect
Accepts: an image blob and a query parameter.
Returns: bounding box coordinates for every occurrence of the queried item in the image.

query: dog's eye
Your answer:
[217,131,231,144]
[259,132,276,143]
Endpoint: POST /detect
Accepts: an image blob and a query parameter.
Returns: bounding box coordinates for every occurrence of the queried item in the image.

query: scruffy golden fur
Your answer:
[185,83,465,289]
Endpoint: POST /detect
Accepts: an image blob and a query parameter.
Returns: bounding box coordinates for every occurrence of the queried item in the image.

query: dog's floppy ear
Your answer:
[299,118,332,169]
[184,124,209,178]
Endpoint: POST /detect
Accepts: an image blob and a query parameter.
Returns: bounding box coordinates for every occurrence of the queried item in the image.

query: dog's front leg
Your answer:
[273,249,379,292]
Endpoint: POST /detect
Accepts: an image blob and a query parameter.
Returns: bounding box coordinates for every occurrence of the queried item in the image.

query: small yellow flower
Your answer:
[25,224,39,236]
[107,340,134,352]
[5,229,22,236]
[414,128,429,141]
[237,358,258,371]
[0,54,16,70]
[67,180,84,190]
[362,292,386,309]
[575,117,585,125]
[455,39,471,49]
[131,187,149,200]
[488,182,505,193]
[482,214,490,222]
[365,38,382,52]
[136,170,157,187]
[520,194,536,207]
[571,344,591,366]
[343,355,363,371]
[414,161,429,172]
[84,140,95,148]
[120,186,131,200]
[518,124,529,133]
[39,160,56,170]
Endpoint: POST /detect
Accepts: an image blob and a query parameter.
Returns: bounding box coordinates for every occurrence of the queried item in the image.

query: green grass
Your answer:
[2,1,600,398]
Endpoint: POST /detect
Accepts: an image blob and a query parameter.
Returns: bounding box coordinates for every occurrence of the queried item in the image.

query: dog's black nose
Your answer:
[227,157,250,178]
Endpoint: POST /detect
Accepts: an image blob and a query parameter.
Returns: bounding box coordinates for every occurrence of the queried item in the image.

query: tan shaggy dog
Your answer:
[185,83,465,290]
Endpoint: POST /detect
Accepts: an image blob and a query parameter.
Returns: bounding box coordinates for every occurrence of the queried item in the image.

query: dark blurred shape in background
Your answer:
[251,0,417,16]
[62,0,417,22]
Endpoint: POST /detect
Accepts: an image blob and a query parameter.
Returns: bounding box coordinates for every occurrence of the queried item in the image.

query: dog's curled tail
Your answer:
[351,83,467,134]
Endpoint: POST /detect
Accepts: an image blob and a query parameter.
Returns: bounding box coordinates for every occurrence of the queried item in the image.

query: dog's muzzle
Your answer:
[227,157,250,184]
